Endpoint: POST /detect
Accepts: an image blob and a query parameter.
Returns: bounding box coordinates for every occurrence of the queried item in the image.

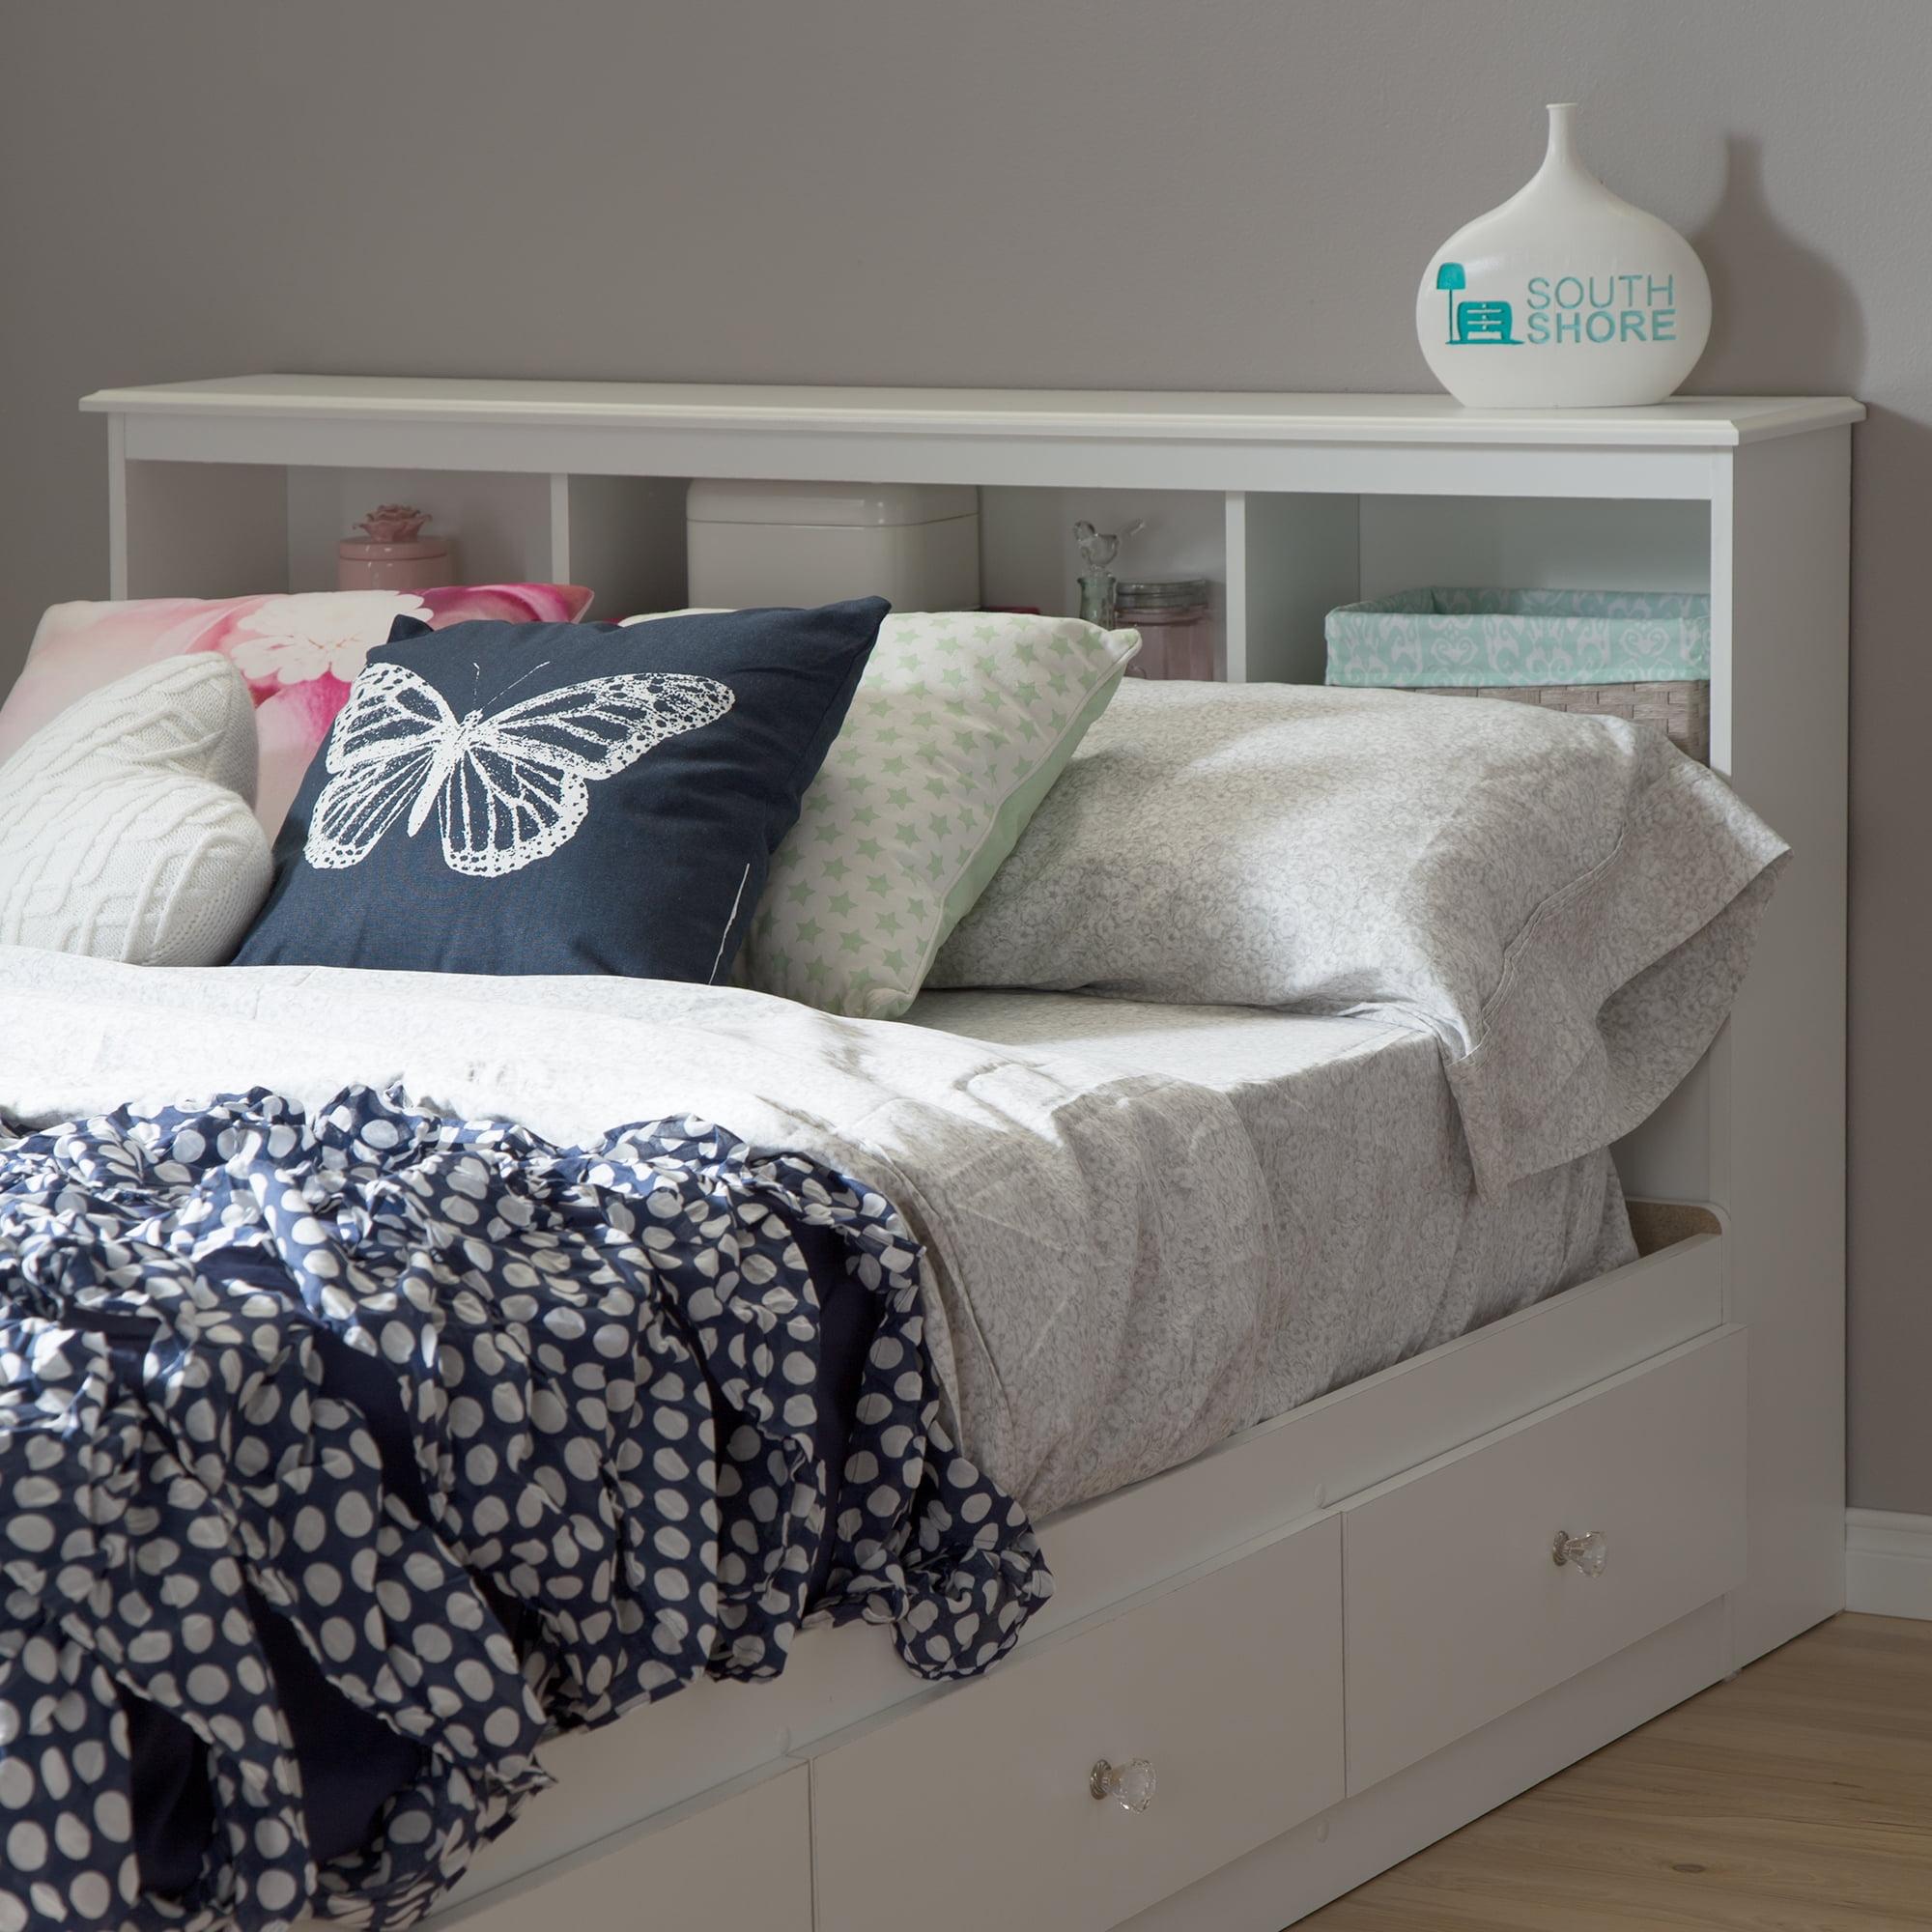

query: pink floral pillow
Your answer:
[0,583,593,835]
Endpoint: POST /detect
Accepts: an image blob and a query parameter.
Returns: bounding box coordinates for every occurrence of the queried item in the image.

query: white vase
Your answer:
[1416,102,1711,409]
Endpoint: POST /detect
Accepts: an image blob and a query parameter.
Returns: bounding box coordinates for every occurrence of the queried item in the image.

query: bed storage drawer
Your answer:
[430,1761,811,1931]
[810,1514,1343,1932]
[1342,1326,1747,1793]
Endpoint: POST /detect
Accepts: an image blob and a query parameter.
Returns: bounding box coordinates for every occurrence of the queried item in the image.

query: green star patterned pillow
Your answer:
[626,610,1139,1017]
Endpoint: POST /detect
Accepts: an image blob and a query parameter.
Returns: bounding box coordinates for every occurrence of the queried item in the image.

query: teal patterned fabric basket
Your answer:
[1324,587,1710,690]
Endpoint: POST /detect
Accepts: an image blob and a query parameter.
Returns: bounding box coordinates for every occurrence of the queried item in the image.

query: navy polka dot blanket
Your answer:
[0,1086,1051,1930]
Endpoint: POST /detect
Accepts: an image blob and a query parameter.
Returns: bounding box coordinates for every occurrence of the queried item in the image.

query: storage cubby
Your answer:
[980,485,1230,667]
[284,468,557,590]
[117,460,290,602]
[117,462,689,620]
[1228,492,1711,685]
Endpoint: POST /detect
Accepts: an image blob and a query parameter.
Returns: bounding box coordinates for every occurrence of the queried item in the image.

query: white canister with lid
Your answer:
[687,480,980,611]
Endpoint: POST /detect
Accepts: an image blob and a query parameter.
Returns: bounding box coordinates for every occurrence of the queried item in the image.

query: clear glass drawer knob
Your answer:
[1552,1528,1608,1577]
[1091,1757,1157,1811]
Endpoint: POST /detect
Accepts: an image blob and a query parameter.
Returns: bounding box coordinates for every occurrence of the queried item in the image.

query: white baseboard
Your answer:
[1846,1508,1932,1619]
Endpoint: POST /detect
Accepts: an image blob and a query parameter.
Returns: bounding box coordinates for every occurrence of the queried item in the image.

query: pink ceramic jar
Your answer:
[335,537,453,592]
[336,505,453,591]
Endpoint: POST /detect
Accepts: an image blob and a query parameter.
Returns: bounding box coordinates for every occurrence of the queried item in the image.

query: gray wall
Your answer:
[5,1,1925,1507]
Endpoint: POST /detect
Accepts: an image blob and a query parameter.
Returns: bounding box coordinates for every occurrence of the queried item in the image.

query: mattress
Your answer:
[902,990,1636,1429]
[0,950,1633,1522]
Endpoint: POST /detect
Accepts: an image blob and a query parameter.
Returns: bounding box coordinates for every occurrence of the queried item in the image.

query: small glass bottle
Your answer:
[1077,571,1118,629]
[1073,518,1143,632]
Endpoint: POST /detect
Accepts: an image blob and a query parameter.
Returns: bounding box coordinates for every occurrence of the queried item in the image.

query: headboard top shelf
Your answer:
[81,375,1863,451]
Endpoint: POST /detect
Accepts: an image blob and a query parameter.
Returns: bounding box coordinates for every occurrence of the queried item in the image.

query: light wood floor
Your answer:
[1301,1613,1932,1929]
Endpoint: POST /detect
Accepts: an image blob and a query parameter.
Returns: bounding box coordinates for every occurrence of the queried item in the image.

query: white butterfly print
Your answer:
[304,661,735,878]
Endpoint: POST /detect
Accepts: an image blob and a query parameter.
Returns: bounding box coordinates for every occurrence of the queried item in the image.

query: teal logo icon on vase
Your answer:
[1416,102,1711,407]
[1436,267,1519,346]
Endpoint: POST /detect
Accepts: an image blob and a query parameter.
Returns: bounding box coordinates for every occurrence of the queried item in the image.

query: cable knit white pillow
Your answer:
[0,654,270,964]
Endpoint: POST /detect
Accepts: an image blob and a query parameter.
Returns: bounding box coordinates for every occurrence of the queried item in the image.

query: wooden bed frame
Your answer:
[77,378,1859,1930]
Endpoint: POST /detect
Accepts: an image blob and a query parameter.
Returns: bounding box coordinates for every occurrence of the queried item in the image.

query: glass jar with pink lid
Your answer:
[1117,579,1214,680]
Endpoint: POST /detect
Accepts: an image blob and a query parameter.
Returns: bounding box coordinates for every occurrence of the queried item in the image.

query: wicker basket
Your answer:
[1323,588,1712,763]
[1411,678,1710,762]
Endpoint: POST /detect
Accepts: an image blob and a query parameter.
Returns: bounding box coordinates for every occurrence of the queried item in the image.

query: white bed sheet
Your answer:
[0,951,1633,1525]
[904,989,1636,1430]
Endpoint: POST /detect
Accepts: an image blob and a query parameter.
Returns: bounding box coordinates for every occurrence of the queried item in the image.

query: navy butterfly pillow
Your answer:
[234,599,886,980]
